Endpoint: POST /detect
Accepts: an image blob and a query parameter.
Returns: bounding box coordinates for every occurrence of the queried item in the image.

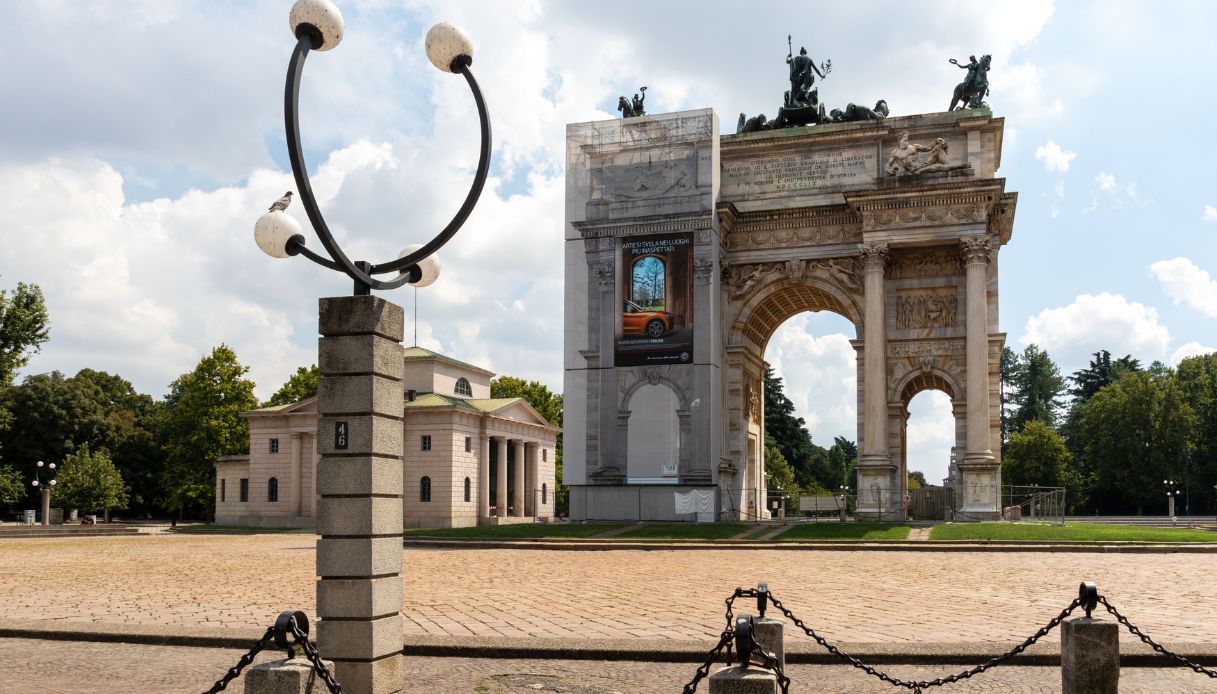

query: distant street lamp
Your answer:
[31,461,57,526]
[1163,479,1181,522]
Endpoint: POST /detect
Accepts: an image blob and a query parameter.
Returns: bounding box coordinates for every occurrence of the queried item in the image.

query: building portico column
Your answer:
[961,235,998,514]
[495,436,508,517]
[858,242,893,517]
[289,433,303,517]
[479,433,491,519]
[512,439,526,516]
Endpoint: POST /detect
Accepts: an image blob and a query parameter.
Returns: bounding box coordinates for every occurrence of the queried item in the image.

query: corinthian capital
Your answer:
[860,242,890,272]
[960,236,992,265]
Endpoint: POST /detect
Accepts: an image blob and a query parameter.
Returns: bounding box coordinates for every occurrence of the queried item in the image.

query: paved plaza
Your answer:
[2,638,1214,694]
[1,534,1215,645]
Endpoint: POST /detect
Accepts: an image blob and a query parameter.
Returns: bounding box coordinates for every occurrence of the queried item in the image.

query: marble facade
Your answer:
[564,107,1016,521]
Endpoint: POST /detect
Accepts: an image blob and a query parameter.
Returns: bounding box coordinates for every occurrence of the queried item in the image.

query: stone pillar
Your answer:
[495,437,508,517]
[961,236,998,515]
[315,296,405,694]
[479,434,491,519]
[857,242,891,518]
[40,487,51,526]
[1061,617,1119,694]
[290,433,303,517]
[512,440,525,516]
[524,442,537,516]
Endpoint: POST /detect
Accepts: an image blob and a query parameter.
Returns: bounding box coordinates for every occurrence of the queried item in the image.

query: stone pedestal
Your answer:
[708,665,778,694]
[246,657,336,694]
[1061,617,1119,694]
[315,296,405,694]
[753,617,785,670]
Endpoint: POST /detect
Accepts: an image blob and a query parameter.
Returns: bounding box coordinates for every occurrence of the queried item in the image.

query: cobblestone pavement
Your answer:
[2,638,1215,694]
[0,535,1215,645]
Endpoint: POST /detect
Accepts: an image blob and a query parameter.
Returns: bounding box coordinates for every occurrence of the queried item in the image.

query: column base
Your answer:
[855,458,902,521]
[958,457,1000,517]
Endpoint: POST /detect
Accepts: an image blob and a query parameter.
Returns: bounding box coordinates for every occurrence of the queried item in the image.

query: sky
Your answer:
[2,0,1215,485]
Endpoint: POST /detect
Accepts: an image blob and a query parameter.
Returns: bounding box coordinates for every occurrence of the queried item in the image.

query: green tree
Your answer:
[489,376,566,514]
[1176,352,1217,514]
[1080,370,1196,514]
[0,464,23,507]
[764,366,835,488]
[764,434,801,508]
[55,447,128,517]
[1003,420,1070,487]
[0,281,50,387]
[266,365,319,406]
[1069,350,1141,402]
[907,471,927,490]
[1006,344,1066,431]
[160,345,258,518]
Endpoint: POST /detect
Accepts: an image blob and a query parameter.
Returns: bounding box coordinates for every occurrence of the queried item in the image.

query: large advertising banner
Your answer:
[615,233,694,367]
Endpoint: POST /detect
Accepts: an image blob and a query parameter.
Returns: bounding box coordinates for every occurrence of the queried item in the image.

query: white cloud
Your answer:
[1203,205,1217,222]
[1149,257,1217,318]
[766,316,857,445]
[905,391,955,485]
[1020,293,1171,371]
[1171,342,1217,366]
[1034,141,1076,174]
[1096,171,1117,191]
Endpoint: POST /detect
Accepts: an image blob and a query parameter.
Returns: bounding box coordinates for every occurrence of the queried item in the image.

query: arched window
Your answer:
[542,483,547,505]
[454,377,472,397]
[420,476,432,502]
[631,256,666,307]
[267,477,278,503]
[464,477,471,503]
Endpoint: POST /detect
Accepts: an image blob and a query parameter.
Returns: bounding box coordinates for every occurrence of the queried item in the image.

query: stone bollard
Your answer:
[708,665,778,694]
[1061,617,1119,694]
[245,657,335,694]
[315,296,407,694]
[752,617,785,670]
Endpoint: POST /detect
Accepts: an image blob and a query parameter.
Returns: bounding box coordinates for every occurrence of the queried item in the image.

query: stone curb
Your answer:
[403,538,1217,554]
[3,620,1215,667]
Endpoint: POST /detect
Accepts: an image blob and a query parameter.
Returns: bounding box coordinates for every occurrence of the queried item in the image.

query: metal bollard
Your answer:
[1061,582,1119,694]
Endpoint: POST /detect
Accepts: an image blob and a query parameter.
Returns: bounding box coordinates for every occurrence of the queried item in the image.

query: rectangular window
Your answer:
[269,438,280,454]
[221,479,226,502]
[239,478,249,503]
[464,436,471,453]
[421,435,432,451]
[542,449,547,462]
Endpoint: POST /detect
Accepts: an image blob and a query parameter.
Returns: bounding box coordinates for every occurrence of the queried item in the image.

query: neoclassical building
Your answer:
[215,347,559,528]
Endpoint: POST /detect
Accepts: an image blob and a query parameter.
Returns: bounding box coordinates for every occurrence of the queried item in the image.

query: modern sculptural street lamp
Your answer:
[254,0,490,294]
[250,2,491,691]
[31,460,57,526]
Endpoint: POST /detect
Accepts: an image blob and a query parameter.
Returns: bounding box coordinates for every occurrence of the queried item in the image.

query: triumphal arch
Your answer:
[562,105,1015,522]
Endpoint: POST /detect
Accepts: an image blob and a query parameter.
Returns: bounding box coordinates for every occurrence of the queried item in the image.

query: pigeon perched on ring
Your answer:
[267,191,294,212]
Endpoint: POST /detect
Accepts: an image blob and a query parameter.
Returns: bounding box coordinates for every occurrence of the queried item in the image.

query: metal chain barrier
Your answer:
[683,612,790,694]
[768,590,1080,693]
[204,626,275,694]
[204,610,343,694]
[1098,595,1217,679]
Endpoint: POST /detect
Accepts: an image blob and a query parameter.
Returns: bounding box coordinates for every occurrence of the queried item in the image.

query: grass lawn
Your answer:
[402,523,627,539]
[929,522,1217,543]
[614,523,752,540]
[773,523,911,541]
[174,525,308,534]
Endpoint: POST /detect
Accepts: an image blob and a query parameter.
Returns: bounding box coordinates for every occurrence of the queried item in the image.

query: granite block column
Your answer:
[315,296,406,694]
[961,235,998,515]
[512,440,526,516]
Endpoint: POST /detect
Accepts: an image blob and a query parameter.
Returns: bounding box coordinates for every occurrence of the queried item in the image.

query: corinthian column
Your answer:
[961,235,994,463]
[859,242,889,465]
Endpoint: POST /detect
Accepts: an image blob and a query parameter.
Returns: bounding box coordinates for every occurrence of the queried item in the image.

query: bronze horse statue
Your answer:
[949,54,990,111]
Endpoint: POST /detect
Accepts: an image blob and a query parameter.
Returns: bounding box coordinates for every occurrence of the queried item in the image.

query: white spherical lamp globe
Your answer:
[254,211,304,259]
[397,244,441,287]
[425,22,473,73]
[289,0,345,51]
